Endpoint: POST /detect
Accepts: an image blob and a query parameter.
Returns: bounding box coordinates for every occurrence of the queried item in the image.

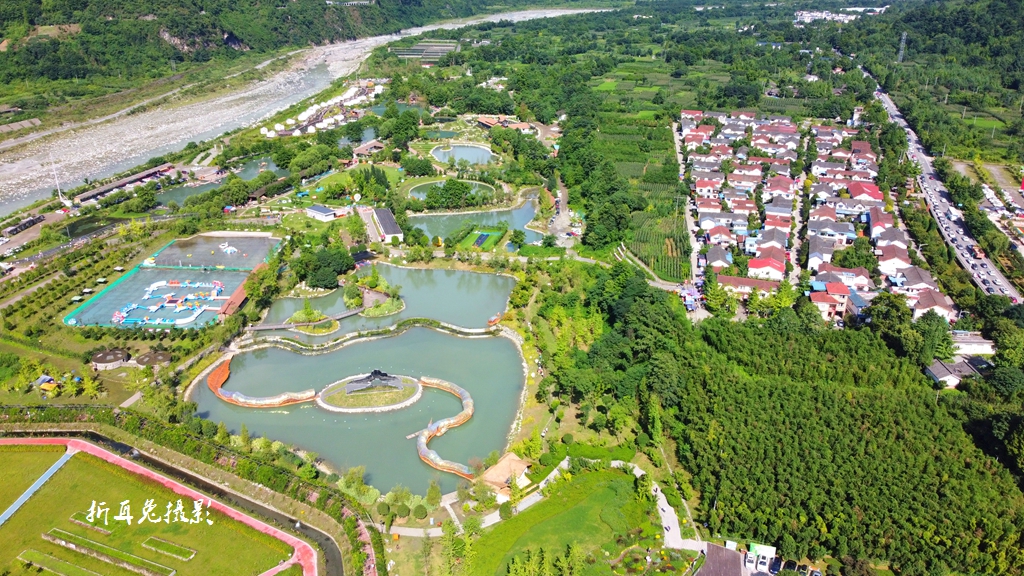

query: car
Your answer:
[798,565,809,576]
[784,560,798,573]
[809,571,822,576]
[769,557,783,575]
[757,555,769,572]
[983,262,990,268]
[745,552,757,571]
[984,279,992,286]
[1002,288,1011,295]
[988,287,997,294]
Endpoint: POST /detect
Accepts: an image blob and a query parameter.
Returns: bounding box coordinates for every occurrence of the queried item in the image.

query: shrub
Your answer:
[395,504,410,518]
[414,504,427,520]
[637,432,651,448]
[498,502,513,520]
[377,502,391,516]
[562,434,574,445]
[539,453,553,467]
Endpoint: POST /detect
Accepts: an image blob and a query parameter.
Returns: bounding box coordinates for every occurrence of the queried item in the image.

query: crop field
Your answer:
[628,212,691,282]
[0,450,294,576]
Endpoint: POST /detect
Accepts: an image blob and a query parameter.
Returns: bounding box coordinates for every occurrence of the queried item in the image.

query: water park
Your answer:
[64,232,278,328]
[146,233,281,270]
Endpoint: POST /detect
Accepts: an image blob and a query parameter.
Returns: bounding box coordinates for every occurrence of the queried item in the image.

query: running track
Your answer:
[0,438,317,576]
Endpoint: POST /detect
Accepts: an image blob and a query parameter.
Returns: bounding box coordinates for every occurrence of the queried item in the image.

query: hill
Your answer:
[0,0,589,125]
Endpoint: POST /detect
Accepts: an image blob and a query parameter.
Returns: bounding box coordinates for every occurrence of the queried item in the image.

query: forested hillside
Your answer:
[836,0,1024,161]
[0,0,588,120]
[530,261,1024,574]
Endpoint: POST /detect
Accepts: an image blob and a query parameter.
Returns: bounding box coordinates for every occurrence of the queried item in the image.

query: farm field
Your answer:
[0,450,294,576]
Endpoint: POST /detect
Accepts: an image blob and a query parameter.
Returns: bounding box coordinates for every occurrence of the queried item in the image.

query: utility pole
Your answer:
[897,31,907,63]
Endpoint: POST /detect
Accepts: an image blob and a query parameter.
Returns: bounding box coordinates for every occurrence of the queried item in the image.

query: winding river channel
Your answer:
[0,8,602,213]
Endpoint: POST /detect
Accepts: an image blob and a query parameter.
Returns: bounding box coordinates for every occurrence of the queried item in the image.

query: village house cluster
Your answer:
[679,109,959,328]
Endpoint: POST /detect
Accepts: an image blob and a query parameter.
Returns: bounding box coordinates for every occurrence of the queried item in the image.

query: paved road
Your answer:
[873,88,1021,301]
[670,123,699,281]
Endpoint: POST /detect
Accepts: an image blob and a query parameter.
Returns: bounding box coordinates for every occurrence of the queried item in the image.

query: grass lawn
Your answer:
[458,228,507,251]
[322,384,416,408]
[595,81,618,92]
[0,452,295,576]
[472,469,650,576]
[282,212,332,234]
[518,245,566,258]
[0,447,64,511]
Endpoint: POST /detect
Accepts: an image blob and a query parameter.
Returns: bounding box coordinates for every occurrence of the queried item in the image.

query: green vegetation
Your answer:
[322,384,417,409]
[361,296,404,318]
[17,549,102,576]
[48,528,175,576]
[293,319,340,335]
[287,298,327,324]
[842,0,1024,161]
[518,245,566,258]
[0,447,63,510]
[457,225,509,252]
[0,452,293,576]
[473,469,658,576]
[142,537,197,561]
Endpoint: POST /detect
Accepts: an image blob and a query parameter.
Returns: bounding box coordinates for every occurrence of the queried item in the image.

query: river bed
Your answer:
[0,9,603,215]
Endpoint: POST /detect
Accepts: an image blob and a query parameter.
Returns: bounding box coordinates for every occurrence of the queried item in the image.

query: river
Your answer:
[0,8,604,215]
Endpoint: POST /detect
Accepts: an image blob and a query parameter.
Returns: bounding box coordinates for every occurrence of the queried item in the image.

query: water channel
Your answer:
[194,266,523,492]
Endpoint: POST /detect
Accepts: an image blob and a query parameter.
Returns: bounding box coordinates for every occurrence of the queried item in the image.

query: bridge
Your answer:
[245,306,365,331]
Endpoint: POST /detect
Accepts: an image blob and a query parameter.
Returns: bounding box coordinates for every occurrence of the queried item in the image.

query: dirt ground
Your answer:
[985,163,1024,206]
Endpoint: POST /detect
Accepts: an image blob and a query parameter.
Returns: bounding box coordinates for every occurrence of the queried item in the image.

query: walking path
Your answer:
[378,456,706,555]
[0,438,318,576]
[120,391,143,408]
[0,448,77,527]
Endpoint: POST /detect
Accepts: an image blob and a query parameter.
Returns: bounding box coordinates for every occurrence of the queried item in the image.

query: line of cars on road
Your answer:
[745,552,823,576]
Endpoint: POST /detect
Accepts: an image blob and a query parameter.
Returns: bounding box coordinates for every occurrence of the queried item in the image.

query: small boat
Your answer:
[487,314,501,326]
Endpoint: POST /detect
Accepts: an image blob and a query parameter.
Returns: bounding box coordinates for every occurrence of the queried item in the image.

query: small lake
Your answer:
[196,265,524,492]
[261,265,514,330]
[338,127,378,148]
[369,103,424,116]
[194,327,523,492]
[431,144,494,165]
[407,179,495,200]
[423,130,458,139]
[157,157,289,206]
[408,198,542,245]
[64,214,127,237]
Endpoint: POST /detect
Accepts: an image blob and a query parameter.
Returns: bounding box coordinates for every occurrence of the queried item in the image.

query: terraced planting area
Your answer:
[0,451,294,576]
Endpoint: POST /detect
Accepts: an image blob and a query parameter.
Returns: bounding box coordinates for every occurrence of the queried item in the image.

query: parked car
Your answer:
[757,555,769,572]
[745,553,757,571]
[769,557,783,575]
[783,560,798,573]
[810,570,823,576]
[797,565,810,576]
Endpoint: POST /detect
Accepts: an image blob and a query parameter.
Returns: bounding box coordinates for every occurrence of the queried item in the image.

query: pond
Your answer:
[423,130,458,139]
[157,157,289,206]
[261,265,515,332]
[193,327,524,492]
[64,214,127,238]
[368,103,424,116]
[338,128,378,148]
[407,179,495,200]
[431,144,494,165]
[408,198,542,246]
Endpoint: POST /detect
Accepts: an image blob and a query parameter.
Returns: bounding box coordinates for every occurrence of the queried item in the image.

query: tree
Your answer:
[427,479,442,508]
[215,421,229,444]
[509,478,524,508]
[634,472,653,502]
[240,424,250,451]
[510,229,527,248]
[542,235,557,248]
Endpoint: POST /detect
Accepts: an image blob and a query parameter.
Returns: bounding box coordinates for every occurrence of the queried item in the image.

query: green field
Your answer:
[0,447,64,511]
[472,469,657,576]
[0,452,294,576]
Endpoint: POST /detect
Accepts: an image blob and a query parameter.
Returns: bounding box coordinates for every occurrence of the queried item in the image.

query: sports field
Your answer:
[0,449,294,576]
[457,227,507,251]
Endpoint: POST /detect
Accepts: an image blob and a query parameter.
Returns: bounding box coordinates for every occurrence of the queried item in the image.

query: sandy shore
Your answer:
[0,8,606,215]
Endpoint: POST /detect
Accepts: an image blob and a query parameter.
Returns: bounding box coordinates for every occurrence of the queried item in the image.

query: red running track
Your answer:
[0,438,317,576]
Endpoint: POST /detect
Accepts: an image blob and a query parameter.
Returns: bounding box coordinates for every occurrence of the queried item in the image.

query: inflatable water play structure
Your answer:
[205,363,477,479]
[111,280,227,325]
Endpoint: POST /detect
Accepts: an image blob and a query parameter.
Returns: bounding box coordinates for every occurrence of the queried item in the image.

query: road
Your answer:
[874,89,1021,301]
[670,123,699,281]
